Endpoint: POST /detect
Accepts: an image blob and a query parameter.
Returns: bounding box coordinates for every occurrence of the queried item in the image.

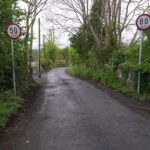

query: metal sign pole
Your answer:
[137,30,143,94]
[38,18,41,78]
[11,39,16,96]
[135,14,150,94]
[6,23,21,95]
[43,34,46,61]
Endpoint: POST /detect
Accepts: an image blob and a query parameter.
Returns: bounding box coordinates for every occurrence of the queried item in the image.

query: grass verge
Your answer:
[0,80,39,131]
[0,91,24,130]
[67,65,150,101]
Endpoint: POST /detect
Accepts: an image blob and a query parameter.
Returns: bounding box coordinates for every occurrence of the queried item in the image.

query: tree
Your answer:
[0,0,23,91]
[41,39,60,70]
[22,0,49,80]
[47,0,150,48]
[57,0,150,64]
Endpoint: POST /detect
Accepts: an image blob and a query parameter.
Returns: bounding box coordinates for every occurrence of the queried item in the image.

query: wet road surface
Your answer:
[0,68,150,150]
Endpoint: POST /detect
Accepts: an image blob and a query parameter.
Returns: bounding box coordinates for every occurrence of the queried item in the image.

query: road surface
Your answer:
[0,68,150,150]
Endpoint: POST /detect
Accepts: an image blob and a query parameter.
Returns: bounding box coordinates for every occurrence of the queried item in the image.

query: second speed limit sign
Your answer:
[6,23,21,39]
[136,14,150,30]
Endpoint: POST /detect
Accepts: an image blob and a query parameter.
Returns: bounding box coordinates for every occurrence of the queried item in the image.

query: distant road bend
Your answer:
[0,68,150,150]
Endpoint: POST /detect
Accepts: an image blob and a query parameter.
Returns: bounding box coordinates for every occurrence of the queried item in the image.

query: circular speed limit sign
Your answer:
[136,14,150,30]
[6,23,21,39]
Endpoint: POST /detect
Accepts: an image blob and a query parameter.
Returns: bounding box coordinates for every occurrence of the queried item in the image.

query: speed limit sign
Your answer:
[136,14,150,30]
[6,23,21,39]
[135,14,150,94]
[6,23,22,96]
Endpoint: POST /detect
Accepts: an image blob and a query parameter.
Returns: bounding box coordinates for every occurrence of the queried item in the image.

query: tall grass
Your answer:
[0,91,24,130]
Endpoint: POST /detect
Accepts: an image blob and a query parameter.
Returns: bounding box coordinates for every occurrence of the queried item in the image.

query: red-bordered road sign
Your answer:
[6,23,21,40]
[136,14,150,31]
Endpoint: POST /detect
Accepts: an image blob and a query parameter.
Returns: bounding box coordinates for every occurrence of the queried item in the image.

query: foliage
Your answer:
[67,1,150,99]
[0,91,24,130]
[86,51,99,68]
[90,0,105,48]
[19,80,38,96]
[68,27,150,98]
[68,47,81,65]
[109,49,126,70]
[0,0,16,91]
[0,0,28,92]
[40,40,60,70]
[68,65,150,101]
[70,25,94,61]
[0,0,40,130]
[117,36,150,94]
[68,64,119,86]
[60,47,69,65]
[120,36,150,73]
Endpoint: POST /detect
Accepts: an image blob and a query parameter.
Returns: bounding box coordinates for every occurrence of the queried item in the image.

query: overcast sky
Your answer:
[19,0,70,49]
[32,16,70,49]
[19,0,149,49]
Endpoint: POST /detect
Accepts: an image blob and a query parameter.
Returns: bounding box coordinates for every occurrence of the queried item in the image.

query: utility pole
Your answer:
[43,34,46,61]
[52,26,55,44]
[38,18,41,78]
[49,29,52,42]
[49,27,55,43]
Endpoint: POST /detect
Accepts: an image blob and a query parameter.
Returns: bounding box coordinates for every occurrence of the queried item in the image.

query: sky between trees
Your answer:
[19,0,150,49]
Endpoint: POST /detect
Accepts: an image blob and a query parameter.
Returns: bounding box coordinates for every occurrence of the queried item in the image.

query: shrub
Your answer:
[67,65,150,101]
[0,91,24,129]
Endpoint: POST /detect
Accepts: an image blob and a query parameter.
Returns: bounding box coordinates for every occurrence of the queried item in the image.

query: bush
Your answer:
[118,42,150,94]
[41,59,52,71]
[19,80,38,96]
[86,51,99,68]
[67,65,150,101]
[41,40,60,71]
[109,50,126,70]
[68,47,81,65]
[0,91,24,130]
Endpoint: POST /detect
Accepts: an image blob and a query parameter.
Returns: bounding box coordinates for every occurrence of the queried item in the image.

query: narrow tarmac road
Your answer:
[0,68,150,150]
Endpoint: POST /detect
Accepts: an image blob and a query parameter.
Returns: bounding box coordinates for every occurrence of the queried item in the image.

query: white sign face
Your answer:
[136,14,150,30]
[6,23,21,39]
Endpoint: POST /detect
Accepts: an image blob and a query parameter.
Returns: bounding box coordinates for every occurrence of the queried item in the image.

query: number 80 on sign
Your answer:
[136,14,150,31]
[6,23,21,39]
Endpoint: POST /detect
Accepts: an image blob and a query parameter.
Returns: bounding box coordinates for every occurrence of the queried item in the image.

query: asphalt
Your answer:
[0,67,150,150]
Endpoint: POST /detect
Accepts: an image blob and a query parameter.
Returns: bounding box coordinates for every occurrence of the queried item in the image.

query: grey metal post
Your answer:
[137,30,143,94]
[43,34,46,60]
[11,39,16,95]
[38,18,41,78]
[52,26,54,44]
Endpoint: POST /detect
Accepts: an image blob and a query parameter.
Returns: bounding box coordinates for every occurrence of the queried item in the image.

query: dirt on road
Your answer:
[0,68,150,150]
